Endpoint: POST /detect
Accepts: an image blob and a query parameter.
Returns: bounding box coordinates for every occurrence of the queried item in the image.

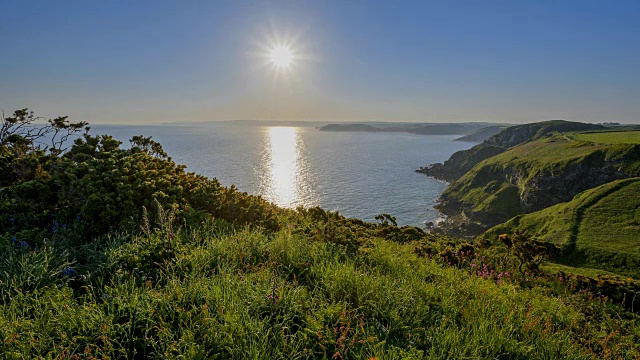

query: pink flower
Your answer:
[267,294,280,304]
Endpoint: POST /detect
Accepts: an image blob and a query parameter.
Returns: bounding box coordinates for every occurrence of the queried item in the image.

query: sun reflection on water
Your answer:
[261,127,304,208]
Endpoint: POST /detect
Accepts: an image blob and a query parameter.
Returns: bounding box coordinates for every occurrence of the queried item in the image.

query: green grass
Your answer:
[439,136,640,230]
[575,130,640,144]
[2,224,639,359]
[482,178,640,278]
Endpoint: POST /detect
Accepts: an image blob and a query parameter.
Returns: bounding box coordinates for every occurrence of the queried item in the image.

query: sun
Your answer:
[269,45,294,70]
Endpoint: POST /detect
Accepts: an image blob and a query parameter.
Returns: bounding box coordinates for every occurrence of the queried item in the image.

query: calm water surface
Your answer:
[94,123,475,227]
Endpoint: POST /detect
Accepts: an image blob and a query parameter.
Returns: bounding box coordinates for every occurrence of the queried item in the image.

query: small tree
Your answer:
[1,108,89,155]
[130,135,167,158]
[375,213,397,227]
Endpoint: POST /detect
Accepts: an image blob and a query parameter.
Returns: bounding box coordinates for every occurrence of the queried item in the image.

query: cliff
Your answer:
[417,120,605,182]
[434,136,640,237]
[480,178,640,278]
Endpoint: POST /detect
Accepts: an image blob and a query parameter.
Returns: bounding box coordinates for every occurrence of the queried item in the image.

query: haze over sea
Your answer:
[95,122,475,227]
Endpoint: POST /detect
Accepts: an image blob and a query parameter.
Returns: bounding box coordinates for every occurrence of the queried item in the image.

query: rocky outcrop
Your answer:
[416,144,505,182]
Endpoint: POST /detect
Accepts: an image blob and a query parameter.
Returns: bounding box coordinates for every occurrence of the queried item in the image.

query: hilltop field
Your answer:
[1,110,639,358]
[574,130,640,144]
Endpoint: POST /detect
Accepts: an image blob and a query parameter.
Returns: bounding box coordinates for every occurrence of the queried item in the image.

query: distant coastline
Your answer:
[318,122,509,139]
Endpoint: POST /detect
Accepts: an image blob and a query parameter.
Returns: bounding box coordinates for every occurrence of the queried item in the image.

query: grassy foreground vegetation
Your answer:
[5,219,640,359]
[2,110,640,358]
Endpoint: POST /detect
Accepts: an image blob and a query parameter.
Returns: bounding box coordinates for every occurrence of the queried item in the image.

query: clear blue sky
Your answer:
[1,0,639,124]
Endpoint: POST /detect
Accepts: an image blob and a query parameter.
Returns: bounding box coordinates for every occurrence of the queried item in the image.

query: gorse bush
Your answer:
[0,109,281,242]
[1,109,639,358]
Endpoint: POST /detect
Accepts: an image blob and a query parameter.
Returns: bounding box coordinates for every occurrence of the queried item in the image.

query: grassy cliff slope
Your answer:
[417,120,605,182]
[481,178,640,278]
[437,136,640,234]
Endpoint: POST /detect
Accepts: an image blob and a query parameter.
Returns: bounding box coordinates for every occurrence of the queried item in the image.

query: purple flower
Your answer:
[9,217,14,222]
[11,236,28,248]
[61,268,78,277]
[267,293,280,304]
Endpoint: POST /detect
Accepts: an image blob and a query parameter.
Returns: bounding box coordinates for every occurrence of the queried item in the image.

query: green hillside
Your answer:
[437,135,640,235]
[418,120,604,182]
[481,178,640,278]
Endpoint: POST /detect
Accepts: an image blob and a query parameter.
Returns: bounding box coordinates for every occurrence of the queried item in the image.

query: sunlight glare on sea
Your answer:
[261,127,304,207]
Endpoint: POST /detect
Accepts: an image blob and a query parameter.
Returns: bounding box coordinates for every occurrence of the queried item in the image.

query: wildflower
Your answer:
[18,240,28,248]
[52,220,59,232]
[61,267,78,277]
[75,215,81,221]
[9,217,14,222]
[102,294,111,300]
[267,293,280,304]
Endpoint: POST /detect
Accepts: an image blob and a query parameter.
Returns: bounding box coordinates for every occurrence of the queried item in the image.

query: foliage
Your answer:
[438,135,640,236]
[482,178,640,279]
[0,109,282,241]
[2,221,639,358]
[498,231,555,276]
[2,110,640,358]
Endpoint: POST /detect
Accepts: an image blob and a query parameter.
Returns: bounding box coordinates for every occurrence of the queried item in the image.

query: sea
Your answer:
[93,122,476,227]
